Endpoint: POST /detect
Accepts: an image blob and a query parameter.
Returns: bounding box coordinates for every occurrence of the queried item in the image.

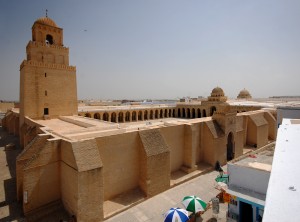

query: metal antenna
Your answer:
[46,9,48,17]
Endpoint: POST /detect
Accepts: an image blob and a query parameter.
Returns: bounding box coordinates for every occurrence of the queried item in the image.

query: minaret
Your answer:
[19,15,78,127]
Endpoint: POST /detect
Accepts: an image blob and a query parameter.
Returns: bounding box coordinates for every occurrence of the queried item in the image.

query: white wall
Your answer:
[228,163,270,195]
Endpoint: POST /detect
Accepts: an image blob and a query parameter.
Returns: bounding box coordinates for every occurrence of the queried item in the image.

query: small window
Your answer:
[44,108,49,115]
[45,90,47,96]
[45,73,47,77]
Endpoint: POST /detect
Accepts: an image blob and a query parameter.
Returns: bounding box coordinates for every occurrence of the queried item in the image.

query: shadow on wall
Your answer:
[0,126,24,221]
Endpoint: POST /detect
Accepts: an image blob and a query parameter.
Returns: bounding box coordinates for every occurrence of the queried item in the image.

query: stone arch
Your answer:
[144,110,148,120]
[192,108,196,118]
[168,109,172,117]
[160,110,163,118]
[187,108,191,118]
[111,112,117,123]
[103,112,109,121]
[125,111,130,122]
[202,109,207,117]
[85,113,91,118]
[173,109,176,117]
[178,108,181,118]
[197,109,201,118]
[150,110,154,119]
[182,109,186,118]
[118,112,124,123]
[155,110,159,119]
[227,132,235,161]
[164,109,168,118]
[94,113,100,119]
[210,106,217,116]
[132,111,137,121]
[46,34,54,44]
[138,111,143,121]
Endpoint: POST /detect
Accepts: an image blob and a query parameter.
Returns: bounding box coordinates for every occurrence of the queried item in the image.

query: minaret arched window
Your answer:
[46,34,54,45]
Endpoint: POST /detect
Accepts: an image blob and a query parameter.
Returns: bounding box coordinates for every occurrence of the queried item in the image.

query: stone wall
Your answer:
[12,109,276,221]
[20,63,77,123]
[139,129,170,197]
[0,102,14,113]
[19,137,61,214]
[96,132,140,200]
[160,125,185,172]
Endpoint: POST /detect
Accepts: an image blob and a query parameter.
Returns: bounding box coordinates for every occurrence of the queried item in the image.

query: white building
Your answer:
[263,119,300,222]
[226,147,274,222]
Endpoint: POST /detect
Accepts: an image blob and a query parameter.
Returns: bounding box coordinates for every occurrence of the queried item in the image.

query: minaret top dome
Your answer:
[34,16,58,28]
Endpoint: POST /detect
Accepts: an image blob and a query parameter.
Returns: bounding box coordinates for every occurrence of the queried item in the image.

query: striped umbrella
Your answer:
[182,195,207,213]
[164,207,189,222]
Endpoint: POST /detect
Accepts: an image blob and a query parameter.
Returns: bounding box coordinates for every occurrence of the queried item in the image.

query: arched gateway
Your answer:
[227,132,234,161]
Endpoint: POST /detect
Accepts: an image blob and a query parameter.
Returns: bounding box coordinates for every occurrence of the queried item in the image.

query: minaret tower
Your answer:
[19,13,78,127]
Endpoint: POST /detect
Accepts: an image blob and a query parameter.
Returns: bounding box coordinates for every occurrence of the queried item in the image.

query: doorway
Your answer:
[44,108,49,115]
[240,201,253,222]
[227,132,234,161]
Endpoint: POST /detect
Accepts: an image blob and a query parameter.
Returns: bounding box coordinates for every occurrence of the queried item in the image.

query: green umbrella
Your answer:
[182,195,207,213]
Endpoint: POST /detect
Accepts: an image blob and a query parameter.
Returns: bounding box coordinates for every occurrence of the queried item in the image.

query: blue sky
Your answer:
[1,0,300,100]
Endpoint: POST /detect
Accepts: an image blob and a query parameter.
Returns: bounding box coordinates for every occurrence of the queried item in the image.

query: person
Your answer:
[215,161,223,172]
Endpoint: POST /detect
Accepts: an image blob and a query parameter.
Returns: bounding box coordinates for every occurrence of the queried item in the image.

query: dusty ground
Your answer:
[0,126,25,222]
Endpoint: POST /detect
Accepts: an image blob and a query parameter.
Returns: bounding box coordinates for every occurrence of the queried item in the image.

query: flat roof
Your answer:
[233,145,274,171]
[78,104,176,112]
[263,119,300,222]
[34,116,208,140]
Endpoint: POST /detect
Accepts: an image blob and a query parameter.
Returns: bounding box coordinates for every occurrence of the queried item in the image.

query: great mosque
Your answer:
[2,16,277,221]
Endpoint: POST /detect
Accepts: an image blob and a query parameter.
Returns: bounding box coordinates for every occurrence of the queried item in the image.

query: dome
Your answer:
[211,87,225,97]
[237,88,252,99]
[34,17,58,27]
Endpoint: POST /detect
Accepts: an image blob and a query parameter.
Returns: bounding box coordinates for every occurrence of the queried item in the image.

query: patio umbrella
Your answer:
[164,207,189,222]
[215,181,228,190]
[182,195,207,213]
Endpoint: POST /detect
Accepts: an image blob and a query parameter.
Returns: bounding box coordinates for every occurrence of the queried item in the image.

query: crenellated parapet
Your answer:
[20,60,76,71]
[26,40,69,51]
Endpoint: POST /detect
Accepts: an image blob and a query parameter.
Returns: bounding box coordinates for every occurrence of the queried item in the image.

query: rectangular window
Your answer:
[45,73,47,77]
[44,108,49,115]
[45,90,47,96]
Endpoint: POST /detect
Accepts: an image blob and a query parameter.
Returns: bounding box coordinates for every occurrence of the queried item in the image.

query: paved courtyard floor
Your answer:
[104,168,228,222]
